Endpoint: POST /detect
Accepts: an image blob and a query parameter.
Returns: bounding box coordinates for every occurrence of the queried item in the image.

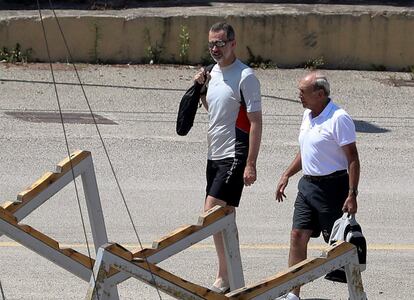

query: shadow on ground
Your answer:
[354,119,389,133]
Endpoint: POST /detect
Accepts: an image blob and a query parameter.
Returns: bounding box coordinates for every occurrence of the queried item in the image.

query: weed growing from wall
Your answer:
[0,43,32,63]
[92,23,102,63]
[303,56,325,69]
[371,64,386,71]
[246,46,276,69]
[143,28,163,64]
[409,65,414,80]
[179,25,190,64]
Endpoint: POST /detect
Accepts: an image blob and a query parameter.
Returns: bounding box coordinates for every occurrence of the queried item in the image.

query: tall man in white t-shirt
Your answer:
[194,22,262,293]
[275,73,360,300]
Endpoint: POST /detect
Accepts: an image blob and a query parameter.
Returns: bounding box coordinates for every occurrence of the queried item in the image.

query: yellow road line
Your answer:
[0,241,413,250]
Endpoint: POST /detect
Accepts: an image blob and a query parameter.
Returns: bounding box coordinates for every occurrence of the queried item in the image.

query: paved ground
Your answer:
[1,0,413,10]
[0,62,413,299]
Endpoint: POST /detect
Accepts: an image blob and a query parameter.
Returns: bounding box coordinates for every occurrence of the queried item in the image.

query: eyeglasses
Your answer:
[208,40,232,49]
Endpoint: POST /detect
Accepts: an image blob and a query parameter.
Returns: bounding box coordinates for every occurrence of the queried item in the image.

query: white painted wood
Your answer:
[0,217,91,281]
[96,250,208,300]
[344,255,367,300]
[0,152,119,299]
[105,211,237,287]
[89,239,366,300]
[81,155,109,251]
[228,245,365,300]
[86,246,114,300]
[106,286,120,300]
[0,159,88,240]
[222,220,245,291]
[245,254,349,300]
[89,209,243,298]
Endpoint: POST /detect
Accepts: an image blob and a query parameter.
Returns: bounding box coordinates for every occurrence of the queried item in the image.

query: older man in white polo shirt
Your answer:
[275,72,360,300]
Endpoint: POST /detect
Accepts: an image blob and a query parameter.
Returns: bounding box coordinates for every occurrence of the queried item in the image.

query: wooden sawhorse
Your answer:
[0,150,119,298]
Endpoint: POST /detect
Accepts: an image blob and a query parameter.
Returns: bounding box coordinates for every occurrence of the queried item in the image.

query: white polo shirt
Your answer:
[299,100,356,176]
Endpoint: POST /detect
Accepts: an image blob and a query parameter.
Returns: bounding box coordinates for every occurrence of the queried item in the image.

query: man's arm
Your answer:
[342,142,360,214]
[194,68,210,111]
[275,151,302,202]
[200,95,208,111]
[243,111,262,186]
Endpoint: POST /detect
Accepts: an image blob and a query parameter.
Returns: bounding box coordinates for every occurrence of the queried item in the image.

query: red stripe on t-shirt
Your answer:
[236,105,250,133]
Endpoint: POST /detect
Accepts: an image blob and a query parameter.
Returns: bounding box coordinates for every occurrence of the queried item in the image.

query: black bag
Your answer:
[176,64,214,136]
[325,213,367,283]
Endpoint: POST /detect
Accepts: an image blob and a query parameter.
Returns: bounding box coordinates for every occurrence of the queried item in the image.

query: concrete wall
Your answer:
[0,7,413,70]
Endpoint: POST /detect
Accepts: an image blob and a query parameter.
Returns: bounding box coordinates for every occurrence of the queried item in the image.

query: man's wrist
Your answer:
[348,187,358,197]
[281,172,290,179]
[246,160,256,167]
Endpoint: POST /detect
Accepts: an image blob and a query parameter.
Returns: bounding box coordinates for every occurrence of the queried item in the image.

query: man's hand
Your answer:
[243,164,257,186]
[342,195,357,214]
[194,68,211,85]
[275,175,289,202]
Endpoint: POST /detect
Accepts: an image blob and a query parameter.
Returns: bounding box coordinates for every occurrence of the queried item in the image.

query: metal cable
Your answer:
[35,2,100,299]
[0,279,6,300]
[45,1,163,298]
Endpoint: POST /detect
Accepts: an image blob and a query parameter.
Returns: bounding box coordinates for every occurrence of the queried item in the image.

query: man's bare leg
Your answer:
[204,195,236,287]
[288,228,313,297]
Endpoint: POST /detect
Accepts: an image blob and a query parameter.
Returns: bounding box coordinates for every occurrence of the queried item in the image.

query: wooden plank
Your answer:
[1,200,22,214]
[151,224,198,250]
[197,206,233,227]
[0,207,18,224]
[228,241,354,299]
[19,224,60,249]
[105,243,133,261]
[17,171,55,202]
[1,201,14,209]
[60,247,95,269]
[115,207,235,281]
[56,150,91,173]
[113,247,157,279]
[132,260,228,300]
[322,241,355,259]
[133,207,233,259]
[17,150,90,203]
[132,247,158,259]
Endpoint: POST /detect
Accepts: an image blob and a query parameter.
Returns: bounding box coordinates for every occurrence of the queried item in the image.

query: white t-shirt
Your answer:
[206,59,261,160]
[299,100,356,176]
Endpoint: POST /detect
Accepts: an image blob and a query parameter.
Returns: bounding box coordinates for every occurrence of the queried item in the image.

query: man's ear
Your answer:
[318,89,325,99]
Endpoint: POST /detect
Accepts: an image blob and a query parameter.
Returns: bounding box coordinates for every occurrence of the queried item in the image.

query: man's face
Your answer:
[298,79,323,110]
[208,30,235,65]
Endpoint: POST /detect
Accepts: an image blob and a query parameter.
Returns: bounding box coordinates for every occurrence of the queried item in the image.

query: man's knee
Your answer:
[204,196,234,212]
[290,228,312,246]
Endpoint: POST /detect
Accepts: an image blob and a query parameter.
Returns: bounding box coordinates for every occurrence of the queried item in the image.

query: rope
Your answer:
[0,279,5,300]
[42,1,163,298]
[35,2,100,299]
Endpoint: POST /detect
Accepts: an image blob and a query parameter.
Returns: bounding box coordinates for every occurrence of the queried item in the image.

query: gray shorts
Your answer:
[293,170,349,242]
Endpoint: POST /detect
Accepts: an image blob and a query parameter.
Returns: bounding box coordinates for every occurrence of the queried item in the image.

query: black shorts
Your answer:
[293,170,349,243]
[206,157,246,207]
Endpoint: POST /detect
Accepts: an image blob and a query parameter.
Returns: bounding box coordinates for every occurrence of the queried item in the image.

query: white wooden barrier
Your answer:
[0,150,119,299]
[228,241,366,300]
[86,241,366,300]
[86,205,245,300]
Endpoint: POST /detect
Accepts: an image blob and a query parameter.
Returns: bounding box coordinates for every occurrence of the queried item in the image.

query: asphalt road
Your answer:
[0,63,413,299]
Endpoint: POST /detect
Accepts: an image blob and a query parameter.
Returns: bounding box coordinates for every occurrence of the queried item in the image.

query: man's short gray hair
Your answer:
[209,22,235,41]
[313,76,330,96]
